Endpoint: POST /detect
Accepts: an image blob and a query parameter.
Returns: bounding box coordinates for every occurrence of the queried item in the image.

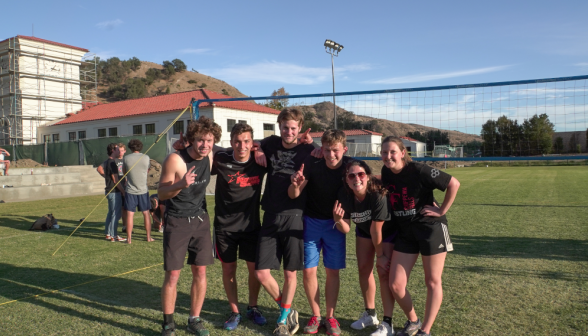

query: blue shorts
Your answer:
[124,192,150,212]
[303,216,346,270]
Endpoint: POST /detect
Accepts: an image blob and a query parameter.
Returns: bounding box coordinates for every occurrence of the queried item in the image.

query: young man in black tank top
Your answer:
[158,117,222,336]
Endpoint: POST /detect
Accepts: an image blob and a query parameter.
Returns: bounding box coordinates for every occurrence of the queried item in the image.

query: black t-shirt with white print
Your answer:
[381,162,452,226]
[211,149,267,232]
[260,135,315,215]
[302,156,352,219]
[337,187,392,238]
[165,148,210,218]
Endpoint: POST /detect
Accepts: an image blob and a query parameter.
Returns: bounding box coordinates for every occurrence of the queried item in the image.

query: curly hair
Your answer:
[343,159,387,196]
[186,116,222,144]
[127,139,143,152]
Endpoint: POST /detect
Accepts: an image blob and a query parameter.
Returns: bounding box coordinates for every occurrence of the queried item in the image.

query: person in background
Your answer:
[0,147,11,176]
[103,144,127,242]
[149,194,165,233]
[123,139,153,244]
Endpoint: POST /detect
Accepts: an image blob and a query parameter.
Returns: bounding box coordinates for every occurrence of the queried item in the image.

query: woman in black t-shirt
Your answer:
[334,160,397,335]
[380,136,460,336]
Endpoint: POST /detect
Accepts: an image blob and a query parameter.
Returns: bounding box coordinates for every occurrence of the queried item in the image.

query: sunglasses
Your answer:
[347,172,367,180]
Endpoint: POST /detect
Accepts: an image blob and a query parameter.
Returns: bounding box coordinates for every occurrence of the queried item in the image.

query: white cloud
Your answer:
[96,19,123,30]
[179,48,212,55]
[575,62,588,70]
[364,66,511,85]
[202,61,372,85]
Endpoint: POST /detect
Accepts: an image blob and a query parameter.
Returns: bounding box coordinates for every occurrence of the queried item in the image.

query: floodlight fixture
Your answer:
[324,39,344,129]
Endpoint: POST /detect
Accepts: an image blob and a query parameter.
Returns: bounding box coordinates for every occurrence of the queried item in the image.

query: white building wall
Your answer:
[212,107,279,147]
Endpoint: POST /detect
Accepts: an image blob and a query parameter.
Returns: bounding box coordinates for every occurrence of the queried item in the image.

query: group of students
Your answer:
[98,140,163,244]
[155,108,460,336]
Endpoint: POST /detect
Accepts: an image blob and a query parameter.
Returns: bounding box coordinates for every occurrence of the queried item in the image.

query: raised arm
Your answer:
[332,200,350,234]
[288,163,307,199]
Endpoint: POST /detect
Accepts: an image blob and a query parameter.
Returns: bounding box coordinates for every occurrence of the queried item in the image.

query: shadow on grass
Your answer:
[457,203,587,208]
[453,235,588,262]
[446,264,587,281]
[0,263,360,335]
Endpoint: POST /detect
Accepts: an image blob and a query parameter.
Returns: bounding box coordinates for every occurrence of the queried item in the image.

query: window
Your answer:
[108,127,117,137]
[346,139,355,143]
[69,132,76,141]
[98,129,106,138]
[43,135,51,143]
[227,119,236,132]
[78,131,86,140]
[263,123,275,137]
[239,120,247,125]
[133,125,142,135]
[173,120,184,135]
[145,123,155,134]
[52,134,60,143]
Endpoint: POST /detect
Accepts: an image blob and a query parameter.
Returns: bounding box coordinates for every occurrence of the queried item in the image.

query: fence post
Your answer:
[44,142,48,165]
[78,140,85,165]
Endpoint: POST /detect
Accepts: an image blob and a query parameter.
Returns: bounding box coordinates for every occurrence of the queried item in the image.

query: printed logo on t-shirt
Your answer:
[270,150,297,176]
[351,210,371,223]
[389,185,416,216]
[431,168,440,178]
[117,161,123,176]
[191,178,207,186]
[227,171,261,187]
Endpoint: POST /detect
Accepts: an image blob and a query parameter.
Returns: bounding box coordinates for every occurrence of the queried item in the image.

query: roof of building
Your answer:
[309,129,384,137]
[0,35,89,52]
[51,89,279,126]
[400,136,424,143]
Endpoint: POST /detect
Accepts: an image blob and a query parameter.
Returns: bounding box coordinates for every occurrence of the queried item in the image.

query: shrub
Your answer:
[188,80,197,84]
[199,83,207,88]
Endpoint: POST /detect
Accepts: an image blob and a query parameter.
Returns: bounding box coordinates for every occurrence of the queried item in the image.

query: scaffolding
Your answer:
[0,36,97,145]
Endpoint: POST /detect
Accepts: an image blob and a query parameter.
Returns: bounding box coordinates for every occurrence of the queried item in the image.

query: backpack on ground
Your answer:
[29,214,58,231]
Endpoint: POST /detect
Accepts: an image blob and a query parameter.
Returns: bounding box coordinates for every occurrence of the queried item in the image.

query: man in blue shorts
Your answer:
[123,139,153,244]
[288,129,350,336]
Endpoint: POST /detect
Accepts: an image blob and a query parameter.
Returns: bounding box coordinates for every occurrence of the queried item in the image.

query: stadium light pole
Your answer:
[324,39,343,129]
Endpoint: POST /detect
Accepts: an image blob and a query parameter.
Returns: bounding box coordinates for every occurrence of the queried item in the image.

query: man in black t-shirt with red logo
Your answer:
[158,117,222,336]
[211,123,268,330]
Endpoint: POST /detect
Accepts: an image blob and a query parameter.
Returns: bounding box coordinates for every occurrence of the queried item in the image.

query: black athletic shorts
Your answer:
[163,213,214,271]
[214,229,259,263]
[394,221,453,256]
[256,213,304,271]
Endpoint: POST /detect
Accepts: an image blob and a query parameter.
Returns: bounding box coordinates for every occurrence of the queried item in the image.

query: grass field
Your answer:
[0,166,587,335]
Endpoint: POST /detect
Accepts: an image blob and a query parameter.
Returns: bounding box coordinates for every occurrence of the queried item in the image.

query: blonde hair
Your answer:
[277,108,304,127]
[321,129,346,147]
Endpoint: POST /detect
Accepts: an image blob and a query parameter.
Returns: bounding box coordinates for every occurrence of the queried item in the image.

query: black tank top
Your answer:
[166,148,210,218]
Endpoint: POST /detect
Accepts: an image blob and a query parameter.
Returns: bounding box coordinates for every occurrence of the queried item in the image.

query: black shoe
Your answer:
[187,317,210,336]
[161,323,176,336]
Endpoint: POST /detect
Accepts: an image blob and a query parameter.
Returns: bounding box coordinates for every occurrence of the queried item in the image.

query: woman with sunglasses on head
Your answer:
[380,136,460,336]
[333,160,398,336]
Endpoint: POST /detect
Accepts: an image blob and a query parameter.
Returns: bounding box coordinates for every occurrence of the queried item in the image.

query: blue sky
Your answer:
[2,0,588,97]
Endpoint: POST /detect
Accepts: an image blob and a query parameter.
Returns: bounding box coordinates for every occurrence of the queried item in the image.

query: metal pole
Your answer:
[331,53,337,129]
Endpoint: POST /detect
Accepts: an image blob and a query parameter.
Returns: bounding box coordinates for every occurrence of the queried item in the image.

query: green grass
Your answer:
[1,166,587,335]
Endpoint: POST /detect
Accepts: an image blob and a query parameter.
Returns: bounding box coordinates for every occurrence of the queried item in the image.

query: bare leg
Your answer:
[325,268,340,318]
[125,210,134,244]
[162,270,181,314]
[389,252,419,322]
[281,270,297,306]
[420,252,447,334]
[376,243,395,318]
[356,236,377,309]
[142,210,153,241]
[255,269,281,301]
[222,262,239,313]
[3,161,9,176]
[303,266,321,317]
[190,265,207,317]
[246,261,261,307]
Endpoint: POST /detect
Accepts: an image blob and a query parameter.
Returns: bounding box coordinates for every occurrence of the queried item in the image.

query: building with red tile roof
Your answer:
[38,89,281,147]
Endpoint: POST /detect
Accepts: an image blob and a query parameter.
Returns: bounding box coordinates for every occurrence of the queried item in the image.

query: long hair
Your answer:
[343,160,387,196]
[381,136,412,165]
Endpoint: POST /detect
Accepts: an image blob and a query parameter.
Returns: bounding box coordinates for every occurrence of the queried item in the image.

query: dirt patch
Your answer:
[11,159,44,168]
[147,159,162,190]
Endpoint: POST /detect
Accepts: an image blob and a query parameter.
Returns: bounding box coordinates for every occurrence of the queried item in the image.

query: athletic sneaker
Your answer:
[370,321,394,336]
[325,317,341,336]
[224,312,241,331]
[246,306,267,326]
[114,236,127,242]
[105,235,112,240]
[161,323,175,336]
[274,323,290,336]
[415,330,430,336]
[287,309,300,334]
[351,311,379,330]
[396,319,422,336]
[159,226,164,233]
[303,316,323,334]
[187,317,209,336]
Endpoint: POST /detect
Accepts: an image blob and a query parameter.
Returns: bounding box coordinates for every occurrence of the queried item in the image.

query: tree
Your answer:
[162,61,175,78]
[568,133,578,153]
[522,113,555,155]
[336,110,362,130]
[221,89,229,95]
[165,86,170,94]
[407,130,450,152]
[145,68,161,85]
[125,78,147,99]
[553,137,564,154]
[265,87,289,111]
[172,59,187,72]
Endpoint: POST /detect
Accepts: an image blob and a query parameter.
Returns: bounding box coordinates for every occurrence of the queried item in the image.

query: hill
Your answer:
[297,101,481,145]
[96,60,247,103]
